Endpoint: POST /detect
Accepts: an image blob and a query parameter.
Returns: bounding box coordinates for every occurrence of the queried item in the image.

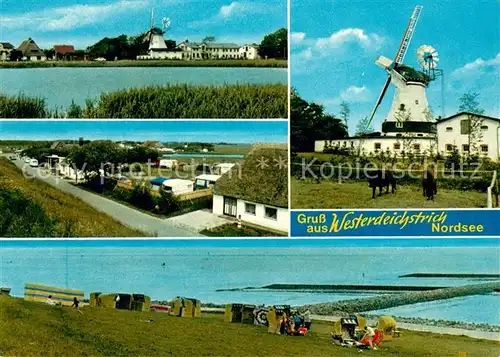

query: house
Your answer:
[178,41,241,60]
[195,174,221,189]
[17,38,46,61]
[212,145,288,233]
[239,44,260,60]
[0,42,14,61]
[54,45,75,60]
[436,112,500,160]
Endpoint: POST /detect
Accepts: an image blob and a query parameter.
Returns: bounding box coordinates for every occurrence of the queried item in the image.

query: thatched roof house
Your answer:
[17,38,46,60]
[213,144,288,233]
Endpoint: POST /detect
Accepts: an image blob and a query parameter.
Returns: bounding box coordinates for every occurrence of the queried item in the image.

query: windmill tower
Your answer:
[144,9,171,51]
[367,6,441,137]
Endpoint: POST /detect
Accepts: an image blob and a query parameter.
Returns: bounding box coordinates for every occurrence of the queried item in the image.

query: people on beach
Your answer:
[45,295,56,305]
[360,326,376,349]
[303,309,312,330]
[71,297,83,314]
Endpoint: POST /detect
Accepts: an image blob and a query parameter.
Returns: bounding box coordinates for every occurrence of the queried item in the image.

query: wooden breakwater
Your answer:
[298,282,500,315]
[400,273,500,279]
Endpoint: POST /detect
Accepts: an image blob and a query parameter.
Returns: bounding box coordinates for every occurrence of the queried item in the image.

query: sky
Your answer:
[291,0,500,135]
[0,0,286,49]
[0,120,288,143]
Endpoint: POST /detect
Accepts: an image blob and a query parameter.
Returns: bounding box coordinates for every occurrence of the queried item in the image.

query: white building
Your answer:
[0,42,14,61]
[436,112,500,160]
[178,41,242,60]
[239,44,260,60]
[212,147,288,233]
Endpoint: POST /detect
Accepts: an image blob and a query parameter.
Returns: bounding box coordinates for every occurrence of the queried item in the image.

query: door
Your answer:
[223,197,237,217]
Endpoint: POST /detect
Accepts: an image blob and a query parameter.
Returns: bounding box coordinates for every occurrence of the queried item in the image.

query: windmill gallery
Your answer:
[314,6,500,161]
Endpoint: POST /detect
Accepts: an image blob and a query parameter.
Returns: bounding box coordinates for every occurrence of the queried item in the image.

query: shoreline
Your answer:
[0,59,288,69]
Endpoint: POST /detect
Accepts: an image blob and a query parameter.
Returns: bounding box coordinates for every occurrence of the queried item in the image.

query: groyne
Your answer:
[399,273,500,279]
[298,282,500,315]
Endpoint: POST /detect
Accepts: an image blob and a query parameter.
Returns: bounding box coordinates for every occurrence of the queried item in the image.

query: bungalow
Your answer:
[17,38,46,61]
[212,145,288,233]
[53,45,75,60]
[0,42,14,61]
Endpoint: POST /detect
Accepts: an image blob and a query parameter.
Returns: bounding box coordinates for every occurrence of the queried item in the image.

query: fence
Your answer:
[487,170,498,208]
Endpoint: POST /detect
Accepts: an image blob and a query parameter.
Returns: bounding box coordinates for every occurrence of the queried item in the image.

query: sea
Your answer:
[1,239,498,325]
[0,67,287,108]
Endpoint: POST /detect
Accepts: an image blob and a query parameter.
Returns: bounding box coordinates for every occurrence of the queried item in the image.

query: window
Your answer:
[481,125,489,131]
[481,145,488,153]
[374,143,381,150]
[399,103,406,111]
[245,202,256,215]
[413,144,421,152]
[396,134,402,137]
[415,100,419,105]
[446,144,453,151]
[395,122,404,128]
[264,206,278,220]
[350,141,354,148]
[417,134,423,137]
[393,143,401,150]
[460,119,470,135]
[446,127,453,132]
[462,144,470,152]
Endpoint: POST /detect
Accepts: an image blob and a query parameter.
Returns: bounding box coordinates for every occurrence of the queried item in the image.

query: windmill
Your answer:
[366,5,440,133]
[143,9,171,51]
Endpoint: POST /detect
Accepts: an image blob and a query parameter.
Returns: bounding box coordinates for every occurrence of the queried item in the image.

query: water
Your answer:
[0,246,498,325]
[162,154,245,159]
[0,67,287,108]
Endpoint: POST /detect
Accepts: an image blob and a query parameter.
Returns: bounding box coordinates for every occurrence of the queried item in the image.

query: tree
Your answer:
[68,141,122,182]
[258,28,287,59]
[339,101,350,134]
[291,89,348,153]
[354,117,374,136]
[9,50,23,61]
[458,92,485,155]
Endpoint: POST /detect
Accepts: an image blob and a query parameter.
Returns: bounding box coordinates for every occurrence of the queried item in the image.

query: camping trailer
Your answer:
[162,179,194,195]
[157,159,178,169]
[150,177,169,191]
[194,174,221,189]
[214,163,236,175]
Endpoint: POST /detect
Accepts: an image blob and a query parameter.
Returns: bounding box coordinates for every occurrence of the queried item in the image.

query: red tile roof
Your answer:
[54,45,75,54]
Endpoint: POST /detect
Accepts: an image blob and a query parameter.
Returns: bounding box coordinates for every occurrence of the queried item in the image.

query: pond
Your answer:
[0,67,288,108]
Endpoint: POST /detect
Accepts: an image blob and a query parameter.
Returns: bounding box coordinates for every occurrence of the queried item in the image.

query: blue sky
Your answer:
[1,0,286,49]
[0,120,288,143]
[291,0,500,135]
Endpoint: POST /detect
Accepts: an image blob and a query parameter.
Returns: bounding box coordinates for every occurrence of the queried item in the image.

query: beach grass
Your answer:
[0,158,145,237]
[1,296,498,357]
[0,84,288,119]
[291,178,488,209]
[0,59,287,69]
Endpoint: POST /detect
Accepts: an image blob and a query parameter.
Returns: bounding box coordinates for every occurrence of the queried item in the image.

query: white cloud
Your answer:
[315,28,385,53]
[188,1,277,28]
[0,0,149,31]
[451,53,500,78]
[291,32,306,44]
[320,86,371,107]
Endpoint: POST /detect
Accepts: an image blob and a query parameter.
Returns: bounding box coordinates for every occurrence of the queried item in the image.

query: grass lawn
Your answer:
[1,296,498,357]
[0,59,288,69]
[0,159,145,237]
[291,178,488,209]
[201,223,287,237]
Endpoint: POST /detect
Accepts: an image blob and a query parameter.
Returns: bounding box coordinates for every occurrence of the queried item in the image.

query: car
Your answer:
[24,157,31,163]
[94,57,107,62]
[29,159,39,167]
[9,155,16,160]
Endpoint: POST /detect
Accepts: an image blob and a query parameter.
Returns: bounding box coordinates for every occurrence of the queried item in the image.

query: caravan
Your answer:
[162,179,194,195]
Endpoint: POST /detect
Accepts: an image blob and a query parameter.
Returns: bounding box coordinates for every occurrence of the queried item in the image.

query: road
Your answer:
[7,157,202,237]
